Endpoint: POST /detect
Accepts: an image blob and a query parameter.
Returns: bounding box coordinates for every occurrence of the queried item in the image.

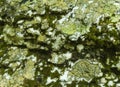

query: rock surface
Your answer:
[0,0,120,87]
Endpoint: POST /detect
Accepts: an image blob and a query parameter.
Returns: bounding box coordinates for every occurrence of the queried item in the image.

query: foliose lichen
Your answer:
[0,0,120,87]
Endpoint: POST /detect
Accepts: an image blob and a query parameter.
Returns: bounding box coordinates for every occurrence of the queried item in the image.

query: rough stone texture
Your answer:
[0,0,120,87]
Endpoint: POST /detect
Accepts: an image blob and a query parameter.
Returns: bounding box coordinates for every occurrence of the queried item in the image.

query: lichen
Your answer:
[68,59,101,82]
[0,0,120,87]
[3,25,24,45]
[48,52,72,64]
[0,47,37,87]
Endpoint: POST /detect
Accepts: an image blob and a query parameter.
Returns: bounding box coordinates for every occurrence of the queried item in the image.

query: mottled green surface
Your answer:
[0,0,120,87]
[68,59,101,82]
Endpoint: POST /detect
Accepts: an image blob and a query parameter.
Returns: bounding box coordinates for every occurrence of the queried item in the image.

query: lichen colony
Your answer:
[0,0,120,87]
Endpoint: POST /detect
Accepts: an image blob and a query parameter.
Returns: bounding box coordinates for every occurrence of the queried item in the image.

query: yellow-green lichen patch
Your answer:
[0,47,36,87]
[57,19,90,36]
[74,0,120,24]
[76,44,84,53]
[0,0,120,86]
[110,14,120,23]
[24,41,40,49]
[56,21,77,35]
[43,0,76,12]
[68,59,102,82]
[51,34,66,51]
[37,34,46,43]
[3,25,24,45]
[44,0,68,12]
[3,47,28,64]
[0,59,36,87]
[23,58,36,80]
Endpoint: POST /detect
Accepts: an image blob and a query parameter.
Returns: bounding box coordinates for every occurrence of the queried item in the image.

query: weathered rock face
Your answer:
[0,0,120,87]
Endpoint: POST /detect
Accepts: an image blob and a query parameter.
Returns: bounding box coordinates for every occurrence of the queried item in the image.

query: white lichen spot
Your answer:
[100,78,107,84]
[16,32,24,38]
[35,16,41,22]
[69,32,81,41]
[58,6,79,24]
[17,20,24,24]
[107,81,114,87]
[63,52,72,60]
[116,61,120,70]
[60,70,69,81]
[3,73,11,80]
[49,52,72,64]
[68,61,74,67]
[76,44,84,53]
[51,67,61,74]
[99,84,105,87]
[116,83,120,87]
[114,78,119,82]
[27,28,40,35]
[88,0,94,4]
[39,62,43,66]
[46,77,57,85]
[26,10,33,16]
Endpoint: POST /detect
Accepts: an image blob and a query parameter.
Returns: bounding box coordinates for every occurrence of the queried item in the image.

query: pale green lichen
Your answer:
[23,58,36,80]
[27,28,40,35]
[37,34,47,42]
[0,0,120,87]
[111,14,120,22]
[51,34,66,51]
[24,42,40,49]
[116,61,120,70]
[57,21,77,35]
[49,52,72,64]
[68,59,101,82]
[41,19,49,30]
[3,25,24,45]
[56,19,90,36]
[0,47,37,87]
[74,0,120,24]
[43,0,76,12]
[2,47,28,64]
[76,44,84,53]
